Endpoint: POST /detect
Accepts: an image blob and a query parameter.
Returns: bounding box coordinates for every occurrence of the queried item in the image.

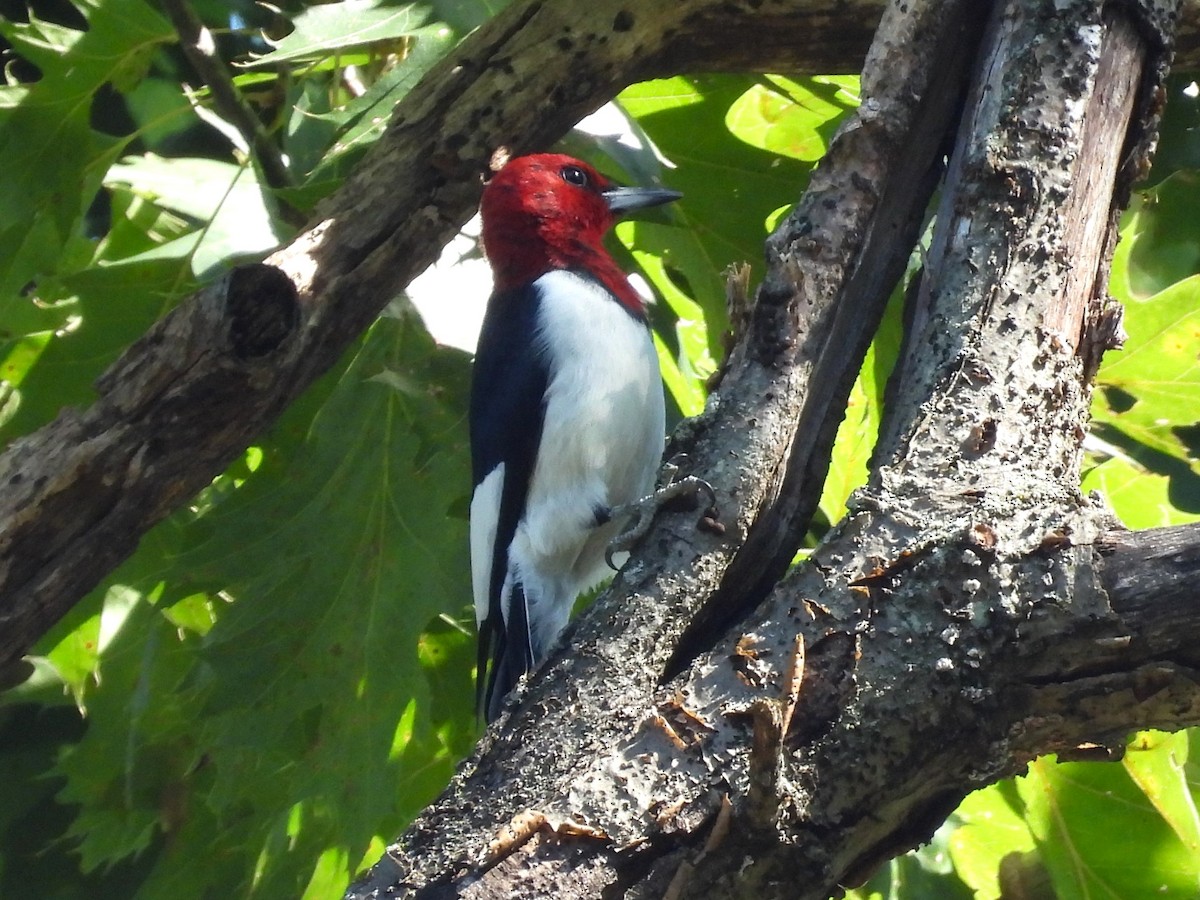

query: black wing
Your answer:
[470,283,549,721]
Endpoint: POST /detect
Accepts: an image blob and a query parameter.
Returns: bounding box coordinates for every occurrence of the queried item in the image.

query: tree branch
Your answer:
[159,0,297,202]
[1090,521,1200,668]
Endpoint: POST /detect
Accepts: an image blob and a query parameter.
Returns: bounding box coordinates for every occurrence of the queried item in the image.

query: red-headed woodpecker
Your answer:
[471,153,681,722]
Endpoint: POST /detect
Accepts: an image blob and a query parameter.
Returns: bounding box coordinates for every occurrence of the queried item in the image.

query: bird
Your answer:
[470,152,681,722]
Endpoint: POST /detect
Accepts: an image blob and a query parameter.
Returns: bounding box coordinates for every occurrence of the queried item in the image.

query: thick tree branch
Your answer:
[671,0,987,665]
[1085,521,1200,669]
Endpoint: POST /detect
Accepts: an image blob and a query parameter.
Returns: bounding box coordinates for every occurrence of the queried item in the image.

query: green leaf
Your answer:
[948,781,1047,899]
[300,24,457,186]
[818,283,904,524]
[0,704,127,896]
[1145,78,1200,188]
[725,75,858,162]
[427,0,511,35]
[849,820,974,900]
[0,0,184,451]
[1081,455,1199,528]
[1018,755,1200,899]
[122,75,205,153]
[1090,192,1200,523]
[90,189,195,262]
[1124,730,1200,857]
[818,344,884,525]
[54,587,196,872]
[177,308,472,892]
[1092,275,1200,467]
[44,306,474,895]
[1114,172,1200,301]
[105,154,288,277]
[0,0,173,341]
[285,76,346,179]
[634,243,714,417]
[619,75,844,339]
[247,1,433,67]
[0,189,201,447]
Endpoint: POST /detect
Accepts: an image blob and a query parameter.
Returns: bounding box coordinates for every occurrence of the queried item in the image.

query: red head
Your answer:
[480,153,680,314]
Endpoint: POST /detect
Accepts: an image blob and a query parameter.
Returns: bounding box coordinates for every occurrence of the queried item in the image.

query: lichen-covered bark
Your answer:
[345,1,1196,898]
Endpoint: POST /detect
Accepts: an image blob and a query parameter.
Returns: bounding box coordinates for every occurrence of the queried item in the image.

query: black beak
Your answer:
[602,185,683,214]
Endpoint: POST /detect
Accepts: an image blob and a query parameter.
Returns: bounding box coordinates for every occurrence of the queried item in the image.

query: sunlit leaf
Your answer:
[247,1,432,67]
[818,286,903,524]
[105,154,288,276]
[0,0,173,345]
[1092,275,1200,467]
[726,75,858,162]
[619,74,840,339]
[1081,455,1200,528]
[1018,755,1200,899]
[1124,730,1200,856]
[948,782,1044,898]
[301,24,457,186]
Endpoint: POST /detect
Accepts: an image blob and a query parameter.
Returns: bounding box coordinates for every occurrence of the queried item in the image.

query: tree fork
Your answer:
[665,2,1193,895]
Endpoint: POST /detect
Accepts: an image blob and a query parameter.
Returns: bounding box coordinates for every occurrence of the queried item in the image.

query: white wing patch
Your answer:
[470,463,505,627]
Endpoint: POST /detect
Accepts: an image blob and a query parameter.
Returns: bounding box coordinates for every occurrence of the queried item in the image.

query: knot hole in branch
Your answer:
[224,263,300,360]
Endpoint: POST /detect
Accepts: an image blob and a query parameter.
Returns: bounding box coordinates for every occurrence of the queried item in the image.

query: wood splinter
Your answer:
[780,632,807,737]
[479,808,608,868]
[747,697,785,828]
[663,793,733,900]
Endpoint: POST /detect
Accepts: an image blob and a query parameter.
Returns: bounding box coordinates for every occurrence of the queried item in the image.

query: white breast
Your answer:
[510,269,665,654]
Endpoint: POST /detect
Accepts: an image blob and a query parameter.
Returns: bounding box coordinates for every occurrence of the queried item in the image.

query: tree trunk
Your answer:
[344,0,1197,898]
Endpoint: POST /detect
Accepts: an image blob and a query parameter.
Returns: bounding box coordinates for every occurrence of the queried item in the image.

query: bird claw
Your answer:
[604,475,719,570]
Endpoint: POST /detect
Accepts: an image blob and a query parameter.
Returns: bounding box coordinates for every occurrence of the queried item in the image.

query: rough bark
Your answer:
[341,0,1195,898]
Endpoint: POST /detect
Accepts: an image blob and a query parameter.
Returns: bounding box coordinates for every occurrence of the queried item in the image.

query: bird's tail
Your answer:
[477,583,535,723]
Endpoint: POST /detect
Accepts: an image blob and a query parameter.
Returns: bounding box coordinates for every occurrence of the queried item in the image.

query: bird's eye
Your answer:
[560,165,589,187]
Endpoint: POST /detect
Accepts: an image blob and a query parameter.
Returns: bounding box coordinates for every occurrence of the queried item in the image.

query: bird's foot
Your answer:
[602,474,718,570]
